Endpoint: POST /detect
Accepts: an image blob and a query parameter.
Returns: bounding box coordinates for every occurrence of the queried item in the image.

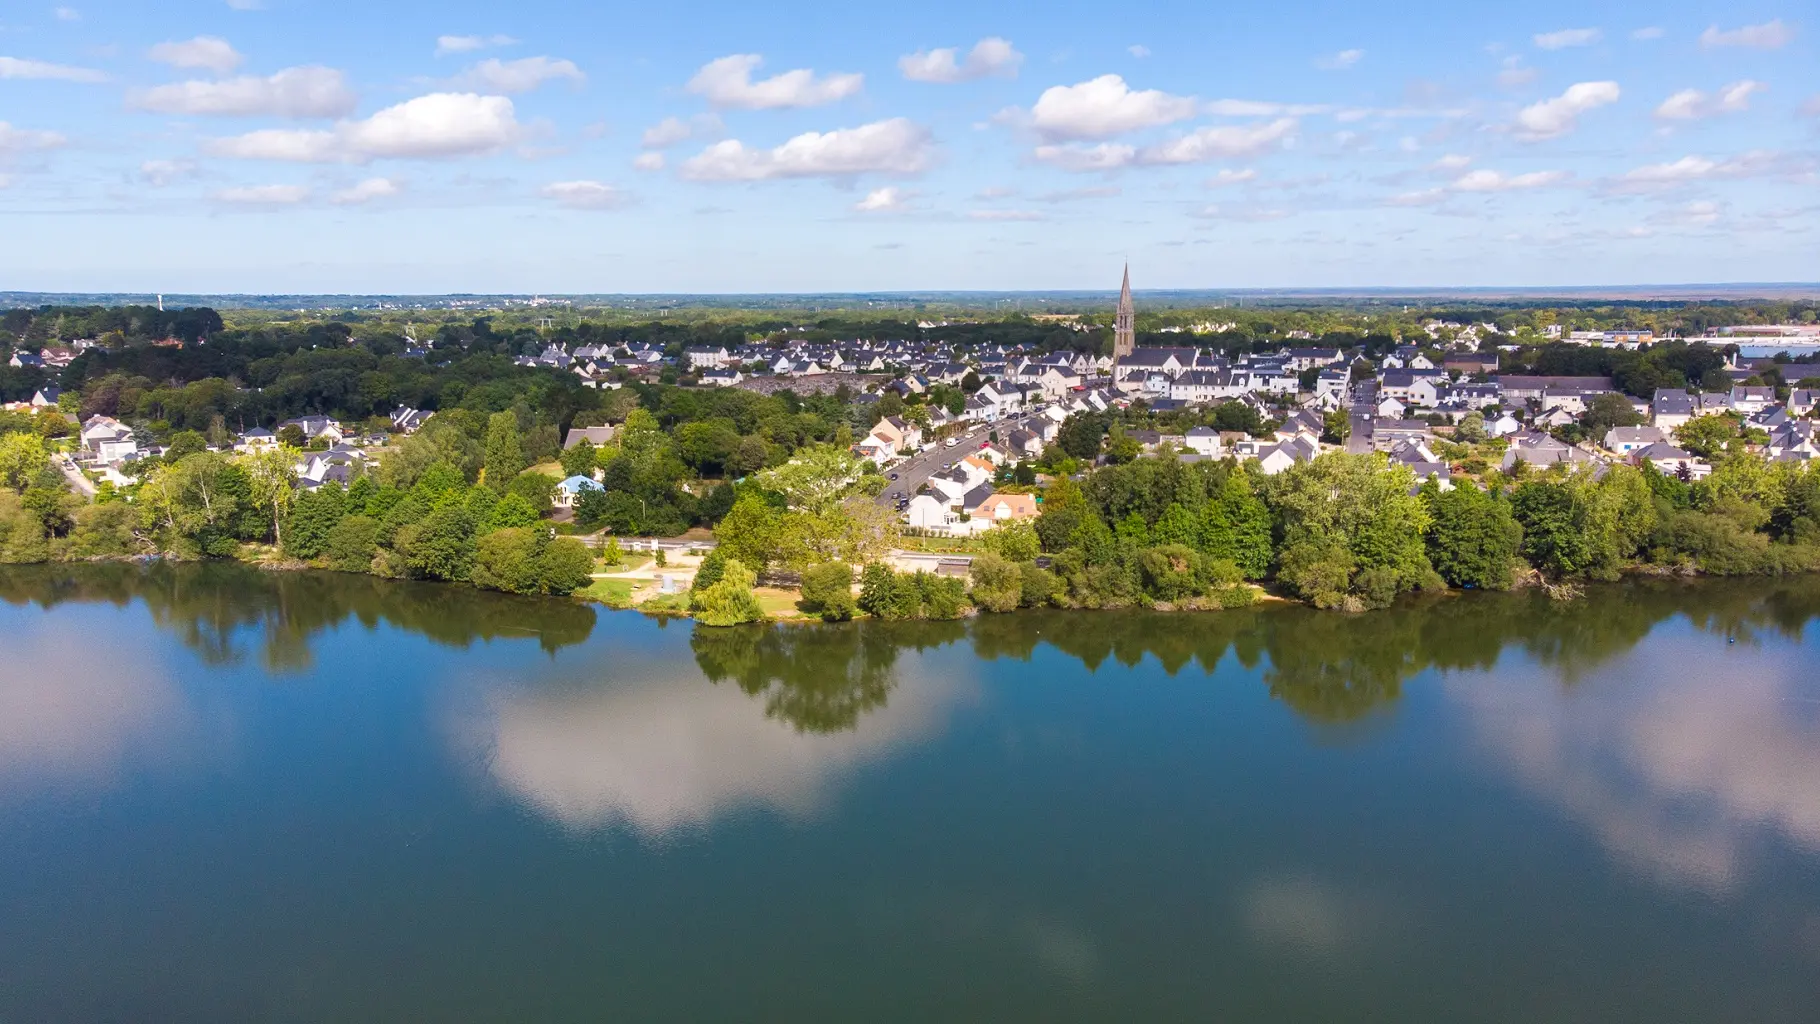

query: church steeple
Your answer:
[1113,263,1135,361]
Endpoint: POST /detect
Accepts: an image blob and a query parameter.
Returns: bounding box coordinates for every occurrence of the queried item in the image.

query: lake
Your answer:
[3,563,1819,1022]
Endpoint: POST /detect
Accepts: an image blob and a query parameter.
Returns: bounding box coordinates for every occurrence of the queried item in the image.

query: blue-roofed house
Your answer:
[555,475,605,509]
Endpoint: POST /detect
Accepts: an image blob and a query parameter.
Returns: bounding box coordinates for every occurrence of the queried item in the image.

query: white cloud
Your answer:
[1631,27,1665,41]
[1023,74,1197,141]
[1514,80,1620,140]
[1205,168,1257,186]
[54,6,80,21]
[1497,55,1537,88]
[1138,118,1297,165]
[457,56,584,94]
[632,152,664,171]
[147,35,242,75]
[1654,199,1723,226]
[969,209,1045,221]
[435,34,517,56]
[214,183,310,204]
[1431,153,1473,171]
[1030,142,1136,171]
[1385,187,1445,206]
[138,158,194,185]
[1204,98,1327,117]
[0,122,67,155]
[1533,28,1603,50]
[1451,168,1569,191]
[1654,81,1766,121]
[1315,48,1363,70]
[1803,95,1820,118]
[853,186,912,211]
[0,55,107,82]
[130,66,356,118]
[1607,151,1779,193]
[225,0,262,9]
[329,177,399,204]
[1699,20,1794,50]
[899,37,1022,83]
[1035,185,1119,202]
[686,54,862,110]
[640,113,721,149]
[539,180,625,209]
[206,92,521,163]
[1128,45,1151,58]
[677,117,933,181]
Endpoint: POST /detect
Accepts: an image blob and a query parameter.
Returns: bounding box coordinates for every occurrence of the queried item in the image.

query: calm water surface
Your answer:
[3,564,1820,1022]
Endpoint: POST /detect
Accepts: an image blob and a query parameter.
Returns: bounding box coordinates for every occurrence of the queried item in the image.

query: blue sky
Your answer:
[0,1,1814,293]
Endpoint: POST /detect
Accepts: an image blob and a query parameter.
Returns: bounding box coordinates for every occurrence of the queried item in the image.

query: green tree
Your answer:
[243,445,299,548]
[398,502,478,581]
[714,493,783,573]
[1424,483,1520,589]
[1582,393,1643,440]
[1454,412,1486,443]
[486,491,542,532]
[979,519,1040,562]
[324,515,379,572]
[756,443,865,515]
[482,411,527,491]
[1674,414,1740,459]
[1056,413,1108,460]
[1510,481,1585,577]
[0,432,49,492]
[967,552,1024,612]
[692,557,764,626]
[799,562,857,621]
[858,562,901,618]
[559,439,597,478]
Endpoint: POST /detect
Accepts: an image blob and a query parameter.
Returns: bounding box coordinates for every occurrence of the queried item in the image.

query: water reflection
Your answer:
[456,644,978,840]
[1451,633,1820,892]
[0,615,210,799]
[0,562,597,670]
[5,563,1820,889]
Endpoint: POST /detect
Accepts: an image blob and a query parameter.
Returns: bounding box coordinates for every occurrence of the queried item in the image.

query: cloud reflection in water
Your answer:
[456,636,978,840]
[1453,632,1820,891]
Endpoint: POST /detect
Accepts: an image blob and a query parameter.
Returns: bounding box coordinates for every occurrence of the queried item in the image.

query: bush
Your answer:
[968,552,1023,613]
[916,572,968,620]
[471,527,544,594]
[692,557,764,626]
[324,515,379,573]
[692,548,727,592]
[799,561,857,621]
[536,537,596,594]
[1018,563,1061,608]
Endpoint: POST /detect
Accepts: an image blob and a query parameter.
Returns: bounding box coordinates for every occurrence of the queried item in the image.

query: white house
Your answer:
[1184,426,1224,457]
[906,494,954,531]
[1603,425,1666,455]
[554,475,605,509]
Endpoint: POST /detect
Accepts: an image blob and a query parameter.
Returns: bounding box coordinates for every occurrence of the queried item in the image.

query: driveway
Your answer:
[875,416,1037,507]
[54,455,97,498]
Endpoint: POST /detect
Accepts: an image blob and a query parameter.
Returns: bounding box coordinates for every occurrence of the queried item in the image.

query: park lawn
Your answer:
[754,587,811,619]
[578,578,635,608]
[599,553,653,573]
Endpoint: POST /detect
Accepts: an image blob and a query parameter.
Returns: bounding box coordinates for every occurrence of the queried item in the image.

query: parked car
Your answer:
[944,438,959,448]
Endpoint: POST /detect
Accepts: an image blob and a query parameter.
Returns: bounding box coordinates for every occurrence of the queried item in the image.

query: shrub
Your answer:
[968,552,1023,613]
[692,557,764,626]
[799,562,857,622]
[324,515,379,573]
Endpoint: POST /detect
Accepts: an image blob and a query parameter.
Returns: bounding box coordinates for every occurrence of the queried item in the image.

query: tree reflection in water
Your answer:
[0,561,598,672]
[4,564,1819,732]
